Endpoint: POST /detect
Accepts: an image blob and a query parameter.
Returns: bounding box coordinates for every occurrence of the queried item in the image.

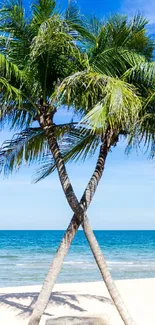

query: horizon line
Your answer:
[0,229,155,231]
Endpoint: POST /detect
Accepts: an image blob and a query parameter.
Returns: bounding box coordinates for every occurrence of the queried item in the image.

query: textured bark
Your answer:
[40,117,82,216]
[28,214,81,325]
[83,216,136,325]
[29,122,136,325]
[28,130,110,325]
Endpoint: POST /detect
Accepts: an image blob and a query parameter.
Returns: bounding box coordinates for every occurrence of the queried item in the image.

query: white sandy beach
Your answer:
[0,278,155,325]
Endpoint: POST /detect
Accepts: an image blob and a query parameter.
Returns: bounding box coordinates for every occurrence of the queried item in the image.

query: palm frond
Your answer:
[0,122,81,177]
[136,92,155,152]
[64,0,95,43]
[31,0,56,29]
[91,14,154,61]
[0,0,28,39]
[30,15,79,58]
[61,127,100,162]
[30,15,85,97]
[65,0,81,25]
[91,48,127,77]
[0,127,48,175]
[87,16,102,37]
[34,126,100,182]
[1,106,35,130]
[93,47,150,79]
[0,77,23,101]
[53,71,141,133]
[52,71,105,112]
[0,53,24,81]
[123,61,155,88]
[131,13,148,31]
[81,78,141,133]
[0,1,32,66]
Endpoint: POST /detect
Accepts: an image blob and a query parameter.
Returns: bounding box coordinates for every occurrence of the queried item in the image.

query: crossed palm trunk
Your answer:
[28,115,136,325]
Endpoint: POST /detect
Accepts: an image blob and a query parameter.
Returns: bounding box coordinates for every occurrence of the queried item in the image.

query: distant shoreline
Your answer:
[0,276,155,290]
[1,230,155,287]
[1,229,155,231]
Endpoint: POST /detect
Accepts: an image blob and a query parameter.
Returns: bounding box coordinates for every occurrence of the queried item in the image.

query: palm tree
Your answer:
[0,2,154,324]
[28,14,155,325]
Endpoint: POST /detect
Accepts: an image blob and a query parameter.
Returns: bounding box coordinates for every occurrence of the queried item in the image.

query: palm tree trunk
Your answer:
[40,118,82,216]
[29,123,136,325]
[83,216,136,325]
[28,214,81,325]
[49,126,137,325]
[28,128,110,325]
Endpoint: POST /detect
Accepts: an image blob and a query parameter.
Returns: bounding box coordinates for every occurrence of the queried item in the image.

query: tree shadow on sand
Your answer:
[0,291,112,320]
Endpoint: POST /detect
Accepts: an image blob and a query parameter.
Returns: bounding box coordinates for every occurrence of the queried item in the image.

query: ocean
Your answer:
[0,230,155,287]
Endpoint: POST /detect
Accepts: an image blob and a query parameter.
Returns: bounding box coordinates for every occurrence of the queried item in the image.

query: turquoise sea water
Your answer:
[0,230,155,287]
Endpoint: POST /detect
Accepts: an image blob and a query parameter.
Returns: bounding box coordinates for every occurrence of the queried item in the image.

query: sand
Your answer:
[0,278,155,325]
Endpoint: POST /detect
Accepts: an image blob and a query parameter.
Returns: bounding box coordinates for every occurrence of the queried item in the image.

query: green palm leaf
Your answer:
[123,62,155,87]
[0,53,24,81]
[31,0,56,29]
[81,78,141,133]
[0,123,85,177]
[0,127,47,175]
[65,0,81,25]
[34,126,100,182]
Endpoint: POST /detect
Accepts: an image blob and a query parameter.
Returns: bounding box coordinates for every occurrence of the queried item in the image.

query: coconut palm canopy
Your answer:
[0,0,155,180]
[0,3,155,325]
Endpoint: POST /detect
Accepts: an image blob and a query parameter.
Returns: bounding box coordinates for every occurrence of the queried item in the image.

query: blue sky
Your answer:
[0,0,155,230]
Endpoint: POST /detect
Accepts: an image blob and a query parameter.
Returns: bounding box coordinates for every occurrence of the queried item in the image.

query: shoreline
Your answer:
[0,278,155,324]
[0,276,155,291]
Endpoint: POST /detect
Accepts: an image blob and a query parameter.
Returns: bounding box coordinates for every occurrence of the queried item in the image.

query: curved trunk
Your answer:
[28,214,81,325]
[29,124,136,325]
[28,131,110,325]
[83,216,136,325]
[42,121,82,216]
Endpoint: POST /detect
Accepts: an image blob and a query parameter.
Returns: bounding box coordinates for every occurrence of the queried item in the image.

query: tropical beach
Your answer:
[0,0,155,324]
[1,230,155,287]
[1,230,155,324]
[0,279,155,325]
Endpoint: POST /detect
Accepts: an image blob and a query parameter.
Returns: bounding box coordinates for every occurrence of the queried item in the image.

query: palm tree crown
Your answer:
[0,1,154,182]
[0,4,154,325]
